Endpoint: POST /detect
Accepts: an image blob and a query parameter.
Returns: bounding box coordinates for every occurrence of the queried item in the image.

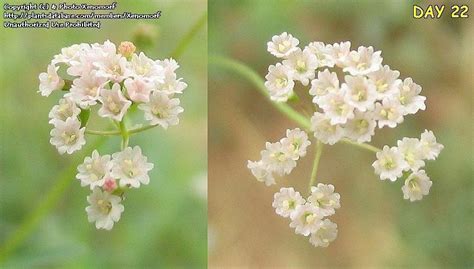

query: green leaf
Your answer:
[78,109,90,128]
[61,80,72,91]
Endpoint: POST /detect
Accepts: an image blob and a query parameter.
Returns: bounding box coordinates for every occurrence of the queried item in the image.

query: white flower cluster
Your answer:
[250,33,445,247]
[79,147,153,230]
[265,32,426,145]
[247,128,311,186]
[273,185,340,247]
[39,40,186,155]
[38,41,186,230]
[373,130,443,201]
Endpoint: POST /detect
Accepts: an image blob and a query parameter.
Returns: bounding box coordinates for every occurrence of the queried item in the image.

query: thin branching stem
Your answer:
[85,124,159,136]
[308,141,324,193]
[209,55,311,130]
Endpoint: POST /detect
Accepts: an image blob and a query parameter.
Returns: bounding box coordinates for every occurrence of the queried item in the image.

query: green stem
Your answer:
[171,12,207,59]
[209,55,311,130]
[85,129,120,136]
[340,138,381,153]
[118,120,129,150]
[85,124,159,136]
[128,124,158,134]
[308,141,324,193]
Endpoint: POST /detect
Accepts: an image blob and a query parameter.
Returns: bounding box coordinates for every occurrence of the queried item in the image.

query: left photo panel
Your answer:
[0,0,207,268]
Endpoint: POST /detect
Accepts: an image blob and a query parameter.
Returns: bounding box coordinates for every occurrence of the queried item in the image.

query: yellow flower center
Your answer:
[275,77,288,88]
[62,132,77,144]
[296,60,306,72]
[376,79,388,92]
[97,199,112,214]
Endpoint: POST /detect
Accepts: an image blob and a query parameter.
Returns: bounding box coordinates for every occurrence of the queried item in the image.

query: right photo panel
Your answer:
[208,1,471,268]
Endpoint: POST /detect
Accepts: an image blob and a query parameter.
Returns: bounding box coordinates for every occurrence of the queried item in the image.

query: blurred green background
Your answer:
[209,0,473,268]
[0,0,207,268]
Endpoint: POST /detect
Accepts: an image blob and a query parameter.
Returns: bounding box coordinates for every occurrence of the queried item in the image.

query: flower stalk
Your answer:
[118,120,129,150]
[308,140,324,193]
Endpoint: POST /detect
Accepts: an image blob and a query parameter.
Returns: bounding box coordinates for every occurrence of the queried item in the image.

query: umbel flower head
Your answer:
[272,185,341,247]
[38,41,187,230]
[248,128,310,186]
[373,130,443,201]
[248,32,444,247]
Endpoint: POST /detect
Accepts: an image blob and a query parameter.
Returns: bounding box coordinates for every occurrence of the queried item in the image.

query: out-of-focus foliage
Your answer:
[209,0,473,268]
[0,0,207,268]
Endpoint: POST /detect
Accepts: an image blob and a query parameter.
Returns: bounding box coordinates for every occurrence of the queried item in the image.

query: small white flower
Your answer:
[343,111,376,143]
[155,58,187,94]
[308,183,341,217]
[310,112,345,145]
[307,42,335,68]
[282,48,318,86]
[76,150,113,190]
[419,130,444,160]
[155,72,188,95]
[48,97,81,125]
[94,53,129,83]
[309,69,339,104]
[127,52,165,83]
[309,219,338,247]
[367,65,400,100]
[247,160,275,186]
[394,78,426,115]
[319,90,355,125]
[98,83,132,121]
[261,141,296,176]
[342,75,377,112]
[50,117,86,155]
[66,53,96,77]
[52,43,90,65]
[267,32,299,58]
[86,188,124,230]
[124,77,153,103]
[272,187,305,218]
[281,128,311,160]
[94,40,118,56]
[138,91,184,129]
[397,138,425,171]
[374,99,404,128]
[66,72,108,108]
[343,46,382,76]
[157,58,180,74]
[289,203,322,236]
[372,146,408,181]
[38,64,65,97]
[328,41,351,67]
[264,63,295,102]
[111,146,154,188]
[402,170,432,202]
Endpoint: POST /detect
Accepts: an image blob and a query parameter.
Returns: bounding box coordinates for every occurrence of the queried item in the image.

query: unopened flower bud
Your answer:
[118,41,136,58]
[103,177,118,192]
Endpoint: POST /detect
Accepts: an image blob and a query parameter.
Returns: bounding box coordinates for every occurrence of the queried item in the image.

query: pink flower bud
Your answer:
[103,177,118,192]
